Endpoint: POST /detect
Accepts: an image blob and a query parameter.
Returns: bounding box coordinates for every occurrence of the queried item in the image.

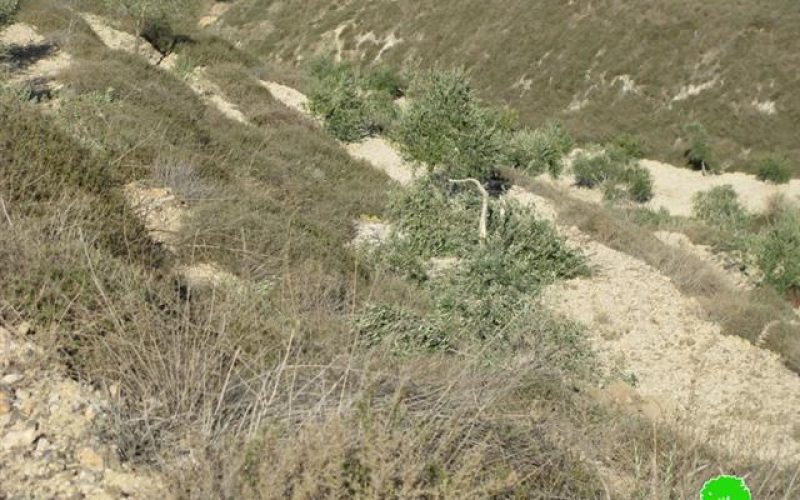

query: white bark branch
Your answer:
[449,178,488,247]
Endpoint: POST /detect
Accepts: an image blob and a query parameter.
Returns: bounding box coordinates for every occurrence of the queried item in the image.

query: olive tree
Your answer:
[0,0,19,27]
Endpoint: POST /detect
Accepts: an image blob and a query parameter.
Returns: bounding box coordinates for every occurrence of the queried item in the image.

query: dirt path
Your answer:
[82,14,249,124]
[81,14,161,65]
[653,230,755,289]
[507,187,800,462]
[545,154,800,217]
[642,159,800,217]
[258,80,310,116]
[541,238,800,462]
[345,138,419,185]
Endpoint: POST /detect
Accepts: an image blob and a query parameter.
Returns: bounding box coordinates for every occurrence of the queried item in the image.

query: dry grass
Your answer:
[221,0,800,177]
[4,2,800,498]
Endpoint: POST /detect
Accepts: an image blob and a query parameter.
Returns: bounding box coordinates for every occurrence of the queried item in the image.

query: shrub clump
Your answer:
[572,146,653,203]
[373,178,588,341]
[610,133,646,159]
[755,156,792,184]
[683,122,718,174]
[0,0,18,26]
[396,69,514,181]
[506,122,574,178]
[623,164,655,203]
[758,207,800,296]
[692,185,750,229]
[355,303,450,354]
[307,57,400,142]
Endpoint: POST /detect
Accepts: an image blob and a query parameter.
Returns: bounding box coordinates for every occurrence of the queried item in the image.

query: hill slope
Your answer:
[219,0,800,175]
[3,1,800,497]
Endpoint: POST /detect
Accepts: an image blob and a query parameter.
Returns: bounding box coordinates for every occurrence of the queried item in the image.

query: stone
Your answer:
[76,447,104,471]
[2,373,24,385]
[16,321,33,336]
[1,426,37,450]
[104,470,142,495]
[84,406,97,421]
[35,437,51,452]
[0,391,12,415]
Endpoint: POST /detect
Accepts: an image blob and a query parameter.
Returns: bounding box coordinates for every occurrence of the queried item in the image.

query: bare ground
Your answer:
[547,153,800,217]
[0,22,72,93]
[1,324,170,499]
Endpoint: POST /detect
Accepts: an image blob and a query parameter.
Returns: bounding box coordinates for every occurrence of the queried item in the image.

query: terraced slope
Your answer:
[217,0,800,175]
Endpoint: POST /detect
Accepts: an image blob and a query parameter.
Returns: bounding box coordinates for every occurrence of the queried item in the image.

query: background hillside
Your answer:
[218,0,800,175]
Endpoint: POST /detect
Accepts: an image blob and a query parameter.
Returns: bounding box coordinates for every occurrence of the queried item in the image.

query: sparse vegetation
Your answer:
[222,0,800,178]
[756,155,792,184]
[0,0,18,26]
[513,176,800,375]
[5,1,800,497]
[306,57,401,141]
[759,206,800,296]
[506,122,574,177]
[683,122,718,174]
[610,133,646,159]
[623,164,655,202]
[371,176,588,342]
[692,185,750,230]
[573,146,653,203]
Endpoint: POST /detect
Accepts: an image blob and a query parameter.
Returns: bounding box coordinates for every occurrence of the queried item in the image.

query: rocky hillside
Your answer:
[2,1,800,497]
[216,0,800,175]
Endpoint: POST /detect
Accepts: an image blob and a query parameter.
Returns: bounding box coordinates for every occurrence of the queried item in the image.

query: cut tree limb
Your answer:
[449,178,488,246]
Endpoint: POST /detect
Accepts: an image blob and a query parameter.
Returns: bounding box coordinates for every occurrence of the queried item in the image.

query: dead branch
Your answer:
[449,178,488,246]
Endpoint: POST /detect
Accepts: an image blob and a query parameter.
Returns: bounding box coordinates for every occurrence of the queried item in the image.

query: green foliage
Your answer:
[758,208,800,295]
[573,146,653,203]
[692,185,750,229]
[385,176,481,261]
[629,206,674,228]
[356,303,450,353]
[684,122,717,173]
[0,0,18,26]
[506,123,574,178]
[308,59,369,141]
[307,57,398,142]
[397,69,513,180]
[623,164,654,202]
[363,65,406,98]
[172,52,197,79]
[610,133,646,159]
[375,178,587,341]
[573,151,619,188]
[755,156,791,184]
[1,91,117,201]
